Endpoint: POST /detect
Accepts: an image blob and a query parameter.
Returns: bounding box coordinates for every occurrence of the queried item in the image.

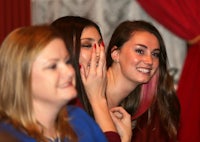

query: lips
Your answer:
[60,82,73,88]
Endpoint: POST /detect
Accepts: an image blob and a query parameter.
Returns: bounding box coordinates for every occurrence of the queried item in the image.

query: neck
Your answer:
[106,66,138,108]
[33,101,60,138]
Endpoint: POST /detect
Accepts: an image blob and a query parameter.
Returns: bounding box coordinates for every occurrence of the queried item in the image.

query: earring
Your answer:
[113,59,119,63]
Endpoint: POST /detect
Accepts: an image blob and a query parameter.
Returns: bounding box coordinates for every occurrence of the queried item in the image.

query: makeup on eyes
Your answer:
[81,38,102,48]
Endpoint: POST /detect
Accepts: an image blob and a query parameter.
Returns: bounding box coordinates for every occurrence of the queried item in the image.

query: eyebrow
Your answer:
[42,55,70,65]
[81,38,102,43]
[81,38,95,42]
[136,44,160,51]
[136,44,147,49]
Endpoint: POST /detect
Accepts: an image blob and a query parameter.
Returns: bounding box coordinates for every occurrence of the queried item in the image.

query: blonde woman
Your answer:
[0,25,107,142]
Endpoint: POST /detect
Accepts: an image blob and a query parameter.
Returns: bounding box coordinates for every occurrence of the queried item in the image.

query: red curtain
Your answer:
[0,0,31,44]
[137,0,200,142]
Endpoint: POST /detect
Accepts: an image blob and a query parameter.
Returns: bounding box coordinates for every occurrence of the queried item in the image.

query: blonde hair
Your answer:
[0,25,77,141]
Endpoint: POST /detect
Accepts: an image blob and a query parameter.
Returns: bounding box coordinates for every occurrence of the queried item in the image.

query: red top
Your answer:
[131,108,174,142]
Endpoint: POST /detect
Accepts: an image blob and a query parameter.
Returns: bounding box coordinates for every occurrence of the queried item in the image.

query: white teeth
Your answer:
[137,68,150,73]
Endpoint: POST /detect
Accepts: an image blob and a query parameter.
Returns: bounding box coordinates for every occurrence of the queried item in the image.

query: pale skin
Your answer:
[79,26,132,142]
[79,26,103,76]
[106,31,160,141]
[106,31,160,108]
[31,38,77,138]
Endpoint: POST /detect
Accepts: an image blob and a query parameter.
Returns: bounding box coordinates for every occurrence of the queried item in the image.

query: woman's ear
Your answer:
[111,46,119,63]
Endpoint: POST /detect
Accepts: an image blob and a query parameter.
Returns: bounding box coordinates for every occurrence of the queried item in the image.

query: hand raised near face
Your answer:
[80,41,107,101]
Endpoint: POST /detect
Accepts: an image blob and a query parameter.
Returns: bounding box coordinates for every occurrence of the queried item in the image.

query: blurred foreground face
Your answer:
[115,31,160,85]
[80,26,102,68]
[31,38,77,107]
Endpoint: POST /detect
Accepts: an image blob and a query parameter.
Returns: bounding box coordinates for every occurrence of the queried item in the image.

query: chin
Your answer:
[69,90,78,99]
[139,78,151,84]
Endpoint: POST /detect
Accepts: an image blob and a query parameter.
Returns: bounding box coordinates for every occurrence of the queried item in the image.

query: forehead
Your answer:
[36,38,68,60]
[81,26,101,39]
[128,31,160,49]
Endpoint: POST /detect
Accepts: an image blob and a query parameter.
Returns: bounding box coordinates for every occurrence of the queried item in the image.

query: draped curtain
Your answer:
[0,0,31,44]
[137,0,200,141]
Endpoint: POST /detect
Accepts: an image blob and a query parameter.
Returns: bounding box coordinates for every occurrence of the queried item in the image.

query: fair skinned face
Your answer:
[112,31,160,85]
[79,26,102,68]
[31,38,77,108]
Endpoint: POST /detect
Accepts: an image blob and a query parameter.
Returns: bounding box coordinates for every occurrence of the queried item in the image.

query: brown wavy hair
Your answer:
[106,20,180,140]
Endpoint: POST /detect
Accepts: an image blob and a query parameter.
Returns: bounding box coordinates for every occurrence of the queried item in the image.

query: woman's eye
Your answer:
[49,64,57,69]
[65,58,72,64]
[81,44,93,48]
[135,49,144,54]
[152,52,160,58]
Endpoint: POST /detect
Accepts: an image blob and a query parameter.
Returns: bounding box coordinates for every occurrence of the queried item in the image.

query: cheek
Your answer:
[73,76,76,86]
[32,73,47,87]
[32,75,44,97]
[151,60,159,76]
[31,71,55,94]
[153,59,159,69]
[79,49,92,64]
[125,53,140,65]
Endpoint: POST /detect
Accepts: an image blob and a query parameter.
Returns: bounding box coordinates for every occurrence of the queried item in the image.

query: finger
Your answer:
[96,41,101,56]
[96,42,106,74]
[110,107,130,118]
[89,44,98,73]
[112,111,123,119]
[110,111,121,123]
[95,43,101,67]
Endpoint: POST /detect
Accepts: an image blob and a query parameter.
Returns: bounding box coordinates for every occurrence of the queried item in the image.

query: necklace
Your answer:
[36,121,61,142]
[46,137,61,142]
[45,131,61,142]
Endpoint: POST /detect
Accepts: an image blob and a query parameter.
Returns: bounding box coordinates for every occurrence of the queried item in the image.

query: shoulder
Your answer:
[67,104,85,116]
[67,105,100,129]
[0,122,36,142]
[67,105,108,142]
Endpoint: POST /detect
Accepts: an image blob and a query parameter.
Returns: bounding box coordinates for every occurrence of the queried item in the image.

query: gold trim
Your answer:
[188,35,200,45]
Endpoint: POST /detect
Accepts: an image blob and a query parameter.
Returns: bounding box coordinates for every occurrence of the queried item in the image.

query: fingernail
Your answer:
[101,41,105,47]
[94,44,96,49]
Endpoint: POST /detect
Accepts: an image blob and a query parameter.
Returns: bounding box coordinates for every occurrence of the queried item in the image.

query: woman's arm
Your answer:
[80,43,117,133]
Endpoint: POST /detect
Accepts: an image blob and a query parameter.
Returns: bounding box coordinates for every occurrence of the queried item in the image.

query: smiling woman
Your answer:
[0,25,107,142]
[109,30,160,85]
[31,38,77,106]
[51,16,129,142]
[106,20,180,142]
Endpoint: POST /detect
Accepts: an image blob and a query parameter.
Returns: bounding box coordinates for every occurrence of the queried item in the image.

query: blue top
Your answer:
[0,105,108,142]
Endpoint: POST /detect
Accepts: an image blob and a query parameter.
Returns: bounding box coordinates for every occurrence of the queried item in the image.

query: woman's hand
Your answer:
[110,106,132,142]
[80,42,107,101]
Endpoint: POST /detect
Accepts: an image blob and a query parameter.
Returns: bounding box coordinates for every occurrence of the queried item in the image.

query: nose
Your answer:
[143,55,153,65]
[61,64,75,79]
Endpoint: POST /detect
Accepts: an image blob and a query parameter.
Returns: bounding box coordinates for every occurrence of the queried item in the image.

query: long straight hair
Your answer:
[52,16,103,118]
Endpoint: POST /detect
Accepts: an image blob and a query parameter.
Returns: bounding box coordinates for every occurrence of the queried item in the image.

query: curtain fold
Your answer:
[137,0,200,39]
[0,0,31,44]
[137,0,200,141]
